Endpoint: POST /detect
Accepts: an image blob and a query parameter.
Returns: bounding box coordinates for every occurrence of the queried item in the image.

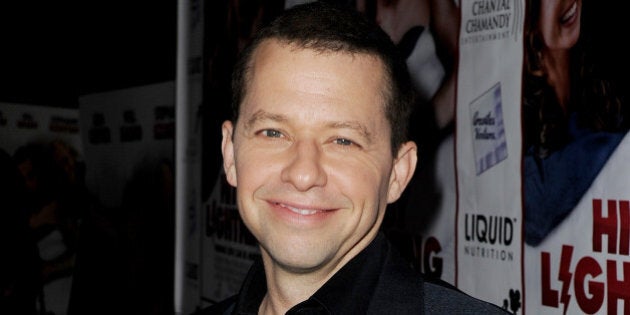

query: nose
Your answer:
[280,140,327,191]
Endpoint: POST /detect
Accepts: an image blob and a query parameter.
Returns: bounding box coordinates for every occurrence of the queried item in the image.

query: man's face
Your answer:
[222,39,416,274]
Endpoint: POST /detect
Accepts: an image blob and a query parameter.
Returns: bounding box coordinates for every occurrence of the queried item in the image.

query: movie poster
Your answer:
[200,171,259,303]
[524,142,630,314]
[388,0,524,311]
[374,0,462,287]
[521,0,630,313]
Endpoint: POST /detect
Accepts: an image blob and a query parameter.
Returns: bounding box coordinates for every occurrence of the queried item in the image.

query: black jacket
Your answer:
[198,233,509,314]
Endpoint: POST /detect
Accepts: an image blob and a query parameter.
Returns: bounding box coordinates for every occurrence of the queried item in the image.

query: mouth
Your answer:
[276,202,323,215]
[560,1,578,25]
[273,201,334,216]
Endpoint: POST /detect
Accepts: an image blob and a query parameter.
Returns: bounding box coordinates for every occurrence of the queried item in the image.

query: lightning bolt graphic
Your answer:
[558,245,574,315]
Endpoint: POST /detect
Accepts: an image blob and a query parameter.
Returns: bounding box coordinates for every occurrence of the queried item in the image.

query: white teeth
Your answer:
[561,2,577,24]
[281,203,319,215]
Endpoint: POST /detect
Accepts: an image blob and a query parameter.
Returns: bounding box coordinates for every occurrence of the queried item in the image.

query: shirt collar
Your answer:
[233,256,267,314]
[233,233,390,314]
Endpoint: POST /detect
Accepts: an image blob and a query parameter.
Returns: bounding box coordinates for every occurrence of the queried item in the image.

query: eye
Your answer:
[259,129,284,138]
[333,138,355,146]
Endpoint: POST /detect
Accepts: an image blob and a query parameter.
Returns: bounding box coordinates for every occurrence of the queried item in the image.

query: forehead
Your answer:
[242,39,389,116]
[250,39,387,80]
[234,39,394,146]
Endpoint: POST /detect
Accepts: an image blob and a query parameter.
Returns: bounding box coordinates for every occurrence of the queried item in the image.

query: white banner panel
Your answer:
[79,81,175,210]
[456,0,524,311]
[0,103,80,156]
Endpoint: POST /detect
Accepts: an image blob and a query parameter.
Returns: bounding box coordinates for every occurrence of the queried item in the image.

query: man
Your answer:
[204,2,509,314]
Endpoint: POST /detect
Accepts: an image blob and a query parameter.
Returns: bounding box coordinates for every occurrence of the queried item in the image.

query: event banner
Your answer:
[0,103,81,157]
[455,0,524,311]
[78,81,175,210]
[0,102,81,315]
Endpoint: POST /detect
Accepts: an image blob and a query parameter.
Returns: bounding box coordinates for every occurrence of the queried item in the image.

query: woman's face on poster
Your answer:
[538,0,581,50]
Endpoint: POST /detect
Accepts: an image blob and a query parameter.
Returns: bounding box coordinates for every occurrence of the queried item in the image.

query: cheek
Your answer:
[235,152,271,187]
[538,5,557,42]
[331,159,391,203]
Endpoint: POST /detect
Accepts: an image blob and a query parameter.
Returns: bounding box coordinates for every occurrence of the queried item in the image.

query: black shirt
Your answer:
[200,233,509,314]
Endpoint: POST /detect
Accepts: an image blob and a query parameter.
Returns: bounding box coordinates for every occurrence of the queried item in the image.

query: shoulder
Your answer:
[423,279,509,314]
[192,295,237,315]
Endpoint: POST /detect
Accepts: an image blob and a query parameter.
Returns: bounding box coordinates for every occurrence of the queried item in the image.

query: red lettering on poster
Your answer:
[574,256,603,314]
[593,199,630,255]
[540,198,630,314]
[423,236,443,278]
[541,251,559,307]
[593,199,618,254]
[619,201,630,256]
[606,260,630,314]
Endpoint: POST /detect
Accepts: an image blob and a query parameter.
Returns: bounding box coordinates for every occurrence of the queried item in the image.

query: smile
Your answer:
[278,203,322,215]
[560,1,578,25]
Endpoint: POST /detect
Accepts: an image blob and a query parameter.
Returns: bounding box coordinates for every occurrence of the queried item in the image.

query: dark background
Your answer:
[0,1,177,108]
[0,3,177,313]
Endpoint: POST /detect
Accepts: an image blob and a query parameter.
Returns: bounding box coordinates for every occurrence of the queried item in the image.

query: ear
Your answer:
[387,141,417,203]
[221,121,237,187]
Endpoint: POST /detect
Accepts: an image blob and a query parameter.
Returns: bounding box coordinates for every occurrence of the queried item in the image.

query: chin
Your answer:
[277,254,332,273]
[265,242,336,272]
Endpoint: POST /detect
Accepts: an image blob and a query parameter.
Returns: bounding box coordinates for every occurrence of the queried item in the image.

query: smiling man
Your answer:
[202,2,508,314]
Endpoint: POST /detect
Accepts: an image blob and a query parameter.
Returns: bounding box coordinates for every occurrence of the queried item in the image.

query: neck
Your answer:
[258,253,337,315]
[257,233,377,314]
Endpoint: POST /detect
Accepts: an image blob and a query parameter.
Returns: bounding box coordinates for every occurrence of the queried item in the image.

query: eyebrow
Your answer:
[243,110,287,131]
[327,121,373,144]
[243,109,373,143]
